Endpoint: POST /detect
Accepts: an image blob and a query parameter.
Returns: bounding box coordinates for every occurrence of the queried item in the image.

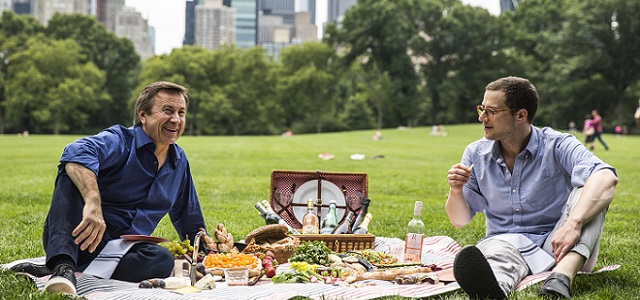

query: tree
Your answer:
[0,11,44,133]
[558,0,640,126]
[504,0,581,127]
[46,13,140,130]
[348,62,390,129]
[211,46,280,135]
[4,36,108,134]
[334,0,420,128]
[277,42,339,133]
[140,45,280,135]
[405,0,504,125]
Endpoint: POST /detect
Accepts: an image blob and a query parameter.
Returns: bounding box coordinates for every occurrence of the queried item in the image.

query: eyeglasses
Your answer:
[476,105,514,119]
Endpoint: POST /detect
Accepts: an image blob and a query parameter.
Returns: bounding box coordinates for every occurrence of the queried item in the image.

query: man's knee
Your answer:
[112,244,173,282]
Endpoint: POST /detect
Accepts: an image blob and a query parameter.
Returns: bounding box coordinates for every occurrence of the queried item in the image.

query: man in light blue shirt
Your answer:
[446,76,617,299]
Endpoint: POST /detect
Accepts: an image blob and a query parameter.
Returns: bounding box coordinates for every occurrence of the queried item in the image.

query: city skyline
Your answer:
[125,0,500,55]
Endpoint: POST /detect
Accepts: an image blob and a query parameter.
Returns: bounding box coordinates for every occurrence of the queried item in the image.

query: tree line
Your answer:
[1,0,638,136]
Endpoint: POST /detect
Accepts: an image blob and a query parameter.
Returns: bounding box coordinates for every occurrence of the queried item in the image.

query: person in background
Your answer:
[373,130,383,140]
[582,115,595,150]
[446,76,617,299]
[634,99,640,126]
[590,110,609,150]
[11,81,208,295]
[614,125,622,138]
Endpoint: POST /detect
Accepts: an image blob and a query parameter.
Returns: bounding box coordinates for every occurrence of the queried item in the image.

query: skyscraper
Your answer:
[195,0,236,50]
[232,0,258,48]
[293,11,316,43]
[104,0,125,32]
[1,0,12,11]
[296,0,315,24]
[327,0,356,24]
[33,0,88,25]
[259,0,294,24]
[114,7,153,59]
[184,0,202,45]
[500,0,522,12]
[12,0,33,15]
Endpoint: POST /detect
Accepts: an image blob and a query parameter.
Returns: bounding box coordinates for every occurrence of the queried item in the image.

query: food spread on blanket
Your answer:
[144,222,440,292]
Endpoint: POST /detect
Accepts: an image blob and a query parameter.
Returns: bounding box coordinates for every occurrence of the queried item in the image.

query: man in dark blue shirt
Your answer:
[29,81,206,295]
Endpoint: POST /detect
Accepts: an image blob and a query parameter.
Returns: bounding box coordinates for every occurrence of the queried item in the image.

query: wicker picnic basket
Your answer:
[243,224,300,263]
[269,170,375,252]
[295,233,375,252]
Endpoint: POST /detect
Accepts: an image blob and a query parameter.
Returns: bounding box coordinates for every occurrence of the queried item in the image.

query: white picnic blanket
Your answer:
[2,236,620,300]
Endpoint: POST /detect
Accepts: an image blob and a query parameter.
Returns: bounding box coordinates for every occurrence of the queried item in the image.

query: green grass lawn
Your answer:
[1,124,637,299]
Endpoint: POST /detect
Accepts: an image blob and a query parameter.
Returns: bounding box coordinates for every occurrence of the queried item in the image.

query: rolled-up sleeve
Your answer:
[59,126,128,176]
[461,144,488,215]
[552,133,617,187]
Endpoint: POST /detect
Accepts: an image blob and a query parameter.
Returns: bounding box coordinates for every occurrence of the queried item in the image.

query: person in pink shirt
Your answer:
[583,116,595,150]
[590,110,609,150]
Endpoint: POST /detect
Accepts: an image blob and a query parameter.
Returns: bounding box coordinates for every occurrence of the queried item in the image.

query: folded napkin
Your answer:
[83,239,139,279]
[493,234,555,274]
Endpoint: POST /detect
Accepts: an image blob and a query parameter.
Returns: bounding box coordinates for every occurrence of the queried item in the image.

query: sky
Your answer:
[125,0,501,55]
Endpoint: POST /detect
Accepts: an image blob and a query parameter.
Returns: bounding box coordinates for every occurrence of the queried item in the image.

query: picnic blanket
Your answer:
[2,236,620,300]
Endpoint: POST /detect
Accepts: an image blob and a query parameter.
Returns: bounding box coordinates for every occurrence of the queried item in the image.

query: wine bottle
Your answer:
[320,200,339,234]
[255,202,279,224]
[352,213,372,234]
[350,198,371,232]
[302,198,320,234]
[403,201,425,263]
[332,211,356,234]
[254,201,300,234]
[261,200,278,215]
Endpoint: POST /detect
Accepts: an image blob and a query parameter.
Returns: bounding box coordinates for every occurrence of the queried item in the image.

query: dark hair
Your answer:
[133,81,189,126]
[486,76,538,123]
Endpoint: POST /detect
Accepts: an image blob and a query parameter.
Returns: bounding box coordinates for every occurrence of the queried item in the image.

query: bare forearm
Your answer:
[567,169,617,228]
[446,188,473,228]
[65,162,101,207]
[65,162,106,252]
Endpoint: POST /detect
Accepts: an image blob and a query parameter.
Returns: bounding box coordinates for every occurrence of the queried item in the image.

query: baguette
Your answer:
[354,266,433,282]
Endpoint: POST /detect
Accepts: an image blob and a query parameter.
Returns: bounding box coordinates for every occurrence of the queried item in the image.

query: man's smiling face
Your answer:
[139,90,186,147]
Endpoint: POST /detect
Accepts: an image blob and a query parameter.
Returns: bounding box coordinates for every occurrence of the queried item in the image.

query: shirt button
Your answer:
[515,208,521,212]
[512,189,517,193]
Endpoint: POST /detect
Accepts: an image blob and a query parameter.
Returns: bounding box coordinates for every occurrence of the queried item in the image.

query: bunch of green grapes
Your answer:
[161,238,194,258]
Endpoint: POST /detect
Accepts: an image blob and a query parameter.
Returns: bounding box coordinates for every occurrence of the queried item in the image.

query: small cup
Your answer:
[223,267,249,286]
[173,259,189,277]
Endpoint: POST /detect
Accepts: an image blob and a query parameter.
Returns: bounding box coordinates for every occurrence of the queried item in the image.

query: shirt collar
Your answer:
[133,126,182,165]
[489,125,539,162]
[524,125,541,159]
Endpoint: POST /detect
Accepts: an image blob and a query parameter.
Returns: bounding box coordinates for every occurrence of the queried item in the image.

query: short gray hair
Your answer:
[133,81,189,126]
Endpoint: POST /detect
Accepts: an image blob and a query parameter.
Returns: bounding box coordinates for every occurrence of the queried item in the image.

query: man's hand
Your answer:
[446,163,474,228]
[65,162,106,253]
[447,163,473,191]
[72,202,106,253]
[549,220,581,262]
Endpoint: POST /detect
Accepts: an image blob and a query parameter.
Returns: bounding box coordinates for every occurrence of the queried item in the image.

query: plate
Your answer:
[291,180,347,224]
[120,235,170,243]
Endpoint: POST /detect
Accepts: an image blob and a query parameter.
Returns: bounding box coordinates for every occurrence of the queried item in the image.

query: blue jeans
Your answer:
[43,174,174,282]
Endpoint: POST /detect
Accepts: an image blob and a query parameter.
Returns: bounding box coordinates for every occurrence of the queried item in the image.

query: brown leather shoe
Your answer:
[539,272,572,298]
